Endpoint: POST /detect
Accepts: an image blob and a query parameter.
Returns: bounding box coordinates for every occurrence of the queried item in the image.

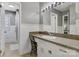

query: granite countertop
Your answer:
[30,31,79,40]
[29,31,79,52]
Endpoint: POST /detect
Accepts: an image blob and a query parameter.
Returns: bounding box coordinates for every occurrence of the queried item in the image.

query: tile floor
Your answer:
[3,43,20,57]
[3,43,31,57]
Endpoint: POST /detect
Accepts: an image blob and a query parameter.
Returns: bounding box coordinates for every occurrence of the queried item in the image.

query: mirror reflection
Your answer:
[40,2,78,35]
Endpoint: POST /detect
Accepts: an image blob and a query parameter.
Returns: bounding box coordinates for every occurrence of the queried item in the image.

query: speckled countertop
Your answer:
[29,31,79,51]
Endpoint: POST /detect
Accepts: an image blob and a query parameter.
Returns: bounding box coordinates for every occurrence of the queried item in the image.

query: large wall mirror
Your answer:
[40,2,79,35]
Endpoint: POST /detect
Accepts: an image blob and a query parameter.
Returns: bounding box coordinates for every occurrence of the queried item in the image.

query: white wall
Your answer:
[21,2,40,24]
[20,24,39,54]
[75,3,79,35]
[69,3,76,35]
[69,3,79,35]
[20,2,40,54]
[20,2,55,54]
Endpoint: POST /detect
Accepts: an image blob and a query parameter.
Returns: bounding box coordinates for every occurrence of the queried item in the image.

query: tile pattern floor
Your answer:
[3,43,31,57]
[3,43,20,57]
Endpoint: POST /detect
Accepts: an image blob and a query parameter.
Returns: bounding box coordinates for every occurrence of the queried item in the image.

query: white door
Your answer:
[5,11,16,43]
[51,13,57,33]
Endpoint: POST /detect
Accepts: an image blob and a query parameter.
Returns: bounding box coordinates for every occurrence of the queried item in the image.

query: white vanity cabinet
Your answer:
[35,38,79,57]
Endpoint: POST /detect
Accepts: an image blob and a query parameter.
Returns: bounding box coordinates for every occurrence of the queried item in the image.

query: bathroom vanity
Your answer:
[29,31,79,57]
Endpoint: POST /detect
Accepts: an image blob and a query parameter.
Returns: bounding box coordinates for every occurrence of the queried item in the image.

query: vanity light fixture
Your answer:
[51,4,53,8]
[54,2,57,7]
[41,9,44,12]
[46,6,49,10]
[43,8,45,11]
[43,10,45,12]
[41,9,43,12]
[49,4,51,7]
[43,8,45,12]
[58,2,61,5]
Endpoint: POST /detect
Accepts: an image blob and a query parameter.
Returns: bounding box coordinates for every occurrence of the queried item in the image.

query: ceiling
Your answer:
[53,2,74,11]
[40,2,75,12]
[4,2,20,11]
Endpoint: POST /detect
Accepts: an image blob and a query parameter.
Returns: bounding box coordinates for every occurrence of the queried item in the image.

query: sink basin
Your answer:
[40,35,57,40]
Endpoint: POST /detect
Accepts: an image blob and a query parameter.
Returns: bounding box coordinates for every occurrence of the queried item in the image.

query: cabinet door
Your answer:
[35,38,46,57]
[37,39,56,57]
[36,38,79,57]
[37,44,55,57]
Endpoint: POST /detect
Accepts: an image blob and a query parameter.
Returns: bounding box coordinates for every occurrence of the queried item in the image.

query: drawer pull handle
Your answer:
[59,49,67,53]
[48,50,52,54]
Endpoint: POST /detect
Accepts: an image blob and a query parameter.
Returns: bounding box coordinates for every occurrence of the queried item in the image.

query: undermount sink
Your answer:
[40,35,57,40]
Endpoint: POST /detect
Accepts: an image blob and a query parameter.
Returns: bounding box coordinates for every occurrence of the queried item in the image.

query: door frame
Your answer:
[0,3,5,56]
[62,13,69,34]
[0,2,21,56]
